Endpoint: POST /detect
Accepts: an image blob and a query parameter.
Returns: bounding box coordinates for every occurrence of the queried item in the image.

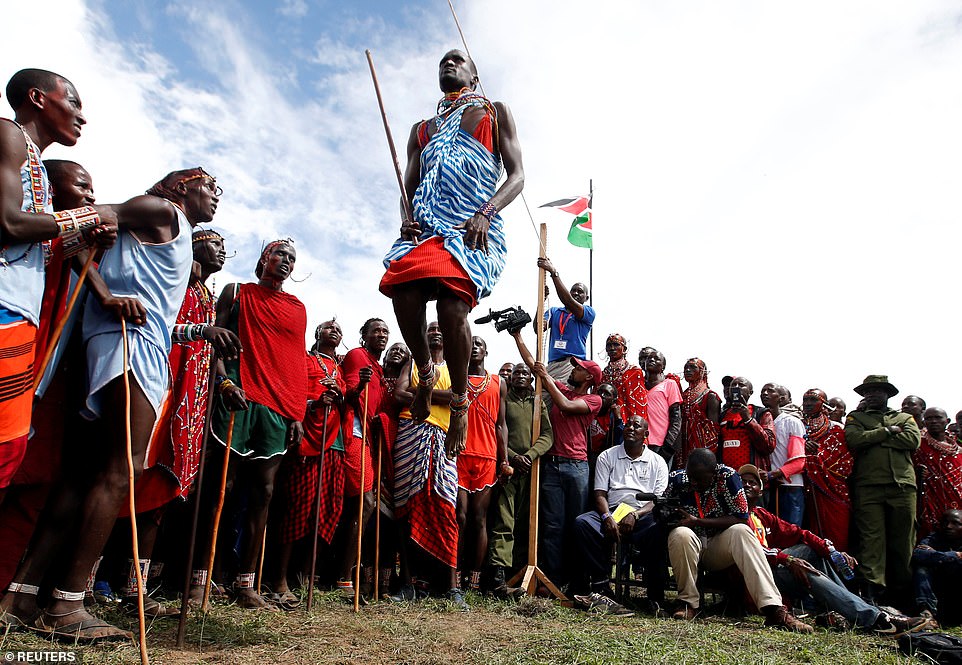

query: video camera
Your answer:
[636,492,685,528]
[474,306,532,335]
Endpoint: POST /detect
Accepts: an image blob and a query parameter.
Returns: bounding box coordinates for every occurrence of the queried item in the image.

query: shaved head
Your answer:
[6,68,68,110]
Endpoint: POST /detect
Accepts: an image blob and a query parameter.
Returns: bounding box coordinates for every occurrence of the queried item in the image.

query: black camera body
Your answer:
[474,306,532,335]
[636,492,685,527]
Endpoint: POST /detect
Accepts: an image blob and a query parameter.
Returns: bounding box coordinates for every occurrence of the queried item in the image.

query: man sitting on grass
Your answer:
[739,464,931,636]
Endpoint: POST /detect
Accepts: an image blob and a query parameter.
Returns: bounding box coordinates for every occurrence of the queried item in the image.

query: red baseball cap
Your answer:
[569,356,603,388]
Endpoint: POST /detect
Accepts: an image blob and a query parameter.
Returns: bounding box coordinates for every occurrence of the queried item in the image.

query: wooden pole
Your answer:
[507,223,566,601]
[365,49,414,225]
[306,404,331,611]
[122,320,149,665]
[202,411,235,612]
[373,429,383,601]
[353,387,369,612]
[33,249,96,391]
[176,362,218,646]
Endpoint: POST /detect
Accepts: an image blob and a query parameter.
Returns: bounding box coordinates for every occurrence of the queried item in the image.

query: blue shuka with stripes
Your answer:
[382,101,506,301]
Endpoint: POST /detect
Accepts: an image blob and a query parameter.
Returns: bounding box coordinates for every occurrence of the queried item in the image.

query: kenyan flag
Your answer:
[539,196,593,249]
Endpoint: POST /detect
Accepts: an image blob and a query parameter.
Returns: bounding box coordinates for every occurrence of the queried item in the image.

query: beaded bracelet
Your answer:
[477,201,498,220]
[61,230,86,259]
[171,323,209,343]
[53,206,100,236]
[218,378,236,393]
[601,512,612,521]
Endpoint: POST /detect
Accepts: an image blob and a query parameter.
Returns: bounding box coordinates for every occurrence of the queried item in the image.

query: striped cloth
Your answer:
[382,100,505,301]
[277,448,345,546]
[0,316,36,487]
[393,418,458,568]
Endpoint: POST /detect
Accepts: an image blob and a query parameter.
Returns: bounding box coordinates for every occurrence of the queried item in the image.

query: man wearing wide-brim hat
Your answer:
[844,374,921,607]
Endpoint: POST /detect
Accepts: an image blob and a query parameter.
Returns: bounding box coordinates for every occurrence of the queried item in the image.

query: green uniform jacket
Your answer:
[844,408,920,488]
[505,388,553,460]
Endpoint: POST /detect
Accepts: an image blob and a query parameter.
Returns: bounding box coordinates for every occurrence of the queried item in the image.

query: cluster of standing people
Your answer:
[1,48,959,651]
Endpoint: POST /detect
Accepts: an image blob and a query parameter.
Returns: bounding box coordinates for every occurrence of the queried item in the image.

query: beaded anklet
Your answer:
[234,573,256,590]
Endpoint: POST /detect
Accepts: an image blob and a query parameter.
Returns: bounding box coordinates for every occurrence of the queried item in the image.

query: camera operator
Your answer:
[717,376,776,472]
[536,256,594,385]
[509,328,604,589]
[664,449,812,632]
[572,415,669,616]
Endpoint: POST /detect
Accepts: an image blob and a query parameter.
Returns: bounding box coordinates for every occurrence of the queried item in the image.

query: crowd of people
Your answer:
[1,51,960,651]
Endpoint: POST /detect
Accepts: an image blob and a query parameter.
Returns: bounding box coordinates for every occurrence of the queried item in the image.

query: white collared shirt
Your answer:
[594,443,669,509]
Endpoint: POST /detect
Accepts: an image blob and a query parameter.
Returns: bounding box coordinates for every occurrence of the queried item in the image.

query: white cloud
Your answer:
[4,0,962,414]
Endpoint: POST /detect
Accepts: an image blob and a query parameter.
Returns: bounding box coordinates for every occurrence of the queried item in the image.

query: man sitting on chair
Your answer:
[572,415,668,616]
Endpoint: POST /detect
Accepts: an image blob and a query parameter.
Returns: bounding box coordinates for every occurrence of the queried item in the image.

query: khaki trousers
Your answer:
[668,523,781,610]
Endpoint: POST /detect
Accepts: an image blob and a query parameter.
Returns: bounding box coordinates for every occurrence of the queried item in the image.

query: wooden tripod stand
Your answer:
[507,223,567,602]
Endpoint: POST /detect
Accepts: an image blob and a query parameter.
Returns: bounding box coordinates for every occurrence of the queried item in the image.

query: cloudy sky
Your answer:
[5,0,962,415]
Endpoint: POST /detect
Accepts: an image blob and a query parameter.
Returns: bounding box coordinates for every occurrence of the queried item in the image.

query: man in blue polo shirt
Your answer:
[537,256,595,385]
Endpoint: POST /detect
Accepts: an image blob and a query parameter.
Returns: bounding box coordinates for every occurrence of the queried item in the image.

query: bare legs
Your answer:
[40,375,155,637]
[456,486,493,589]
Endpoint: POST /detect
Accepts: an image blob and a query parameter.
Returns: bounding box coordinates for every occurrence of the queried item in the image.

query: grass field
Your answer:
[0,591,930,664]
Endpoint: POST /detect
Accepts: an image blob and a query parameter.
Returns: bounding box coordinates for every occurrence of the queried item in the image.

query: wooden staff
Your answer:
[33,249,96,391]
[121,319,149,665]
[365,49,414,225]
[256,528,266,594]
[202,410,236,612]
[176,362,219,647]
[306,404,331,611]
[373,427,383,601]
[353,387,369,612]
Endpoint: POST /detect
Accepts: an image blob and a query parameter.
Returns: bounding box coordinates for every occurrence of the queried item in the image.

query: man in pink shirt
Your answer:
[643,349,682,465]
[760,382,807,526]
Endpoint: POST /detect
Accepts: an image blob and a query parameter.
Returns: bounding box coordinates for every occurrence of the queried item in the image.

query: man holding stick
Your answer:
[379,49,524,458]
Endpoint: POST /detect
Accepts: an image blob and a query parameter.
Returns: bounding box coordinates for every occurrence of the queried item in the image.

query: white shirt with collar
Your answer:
[594,443,669,510]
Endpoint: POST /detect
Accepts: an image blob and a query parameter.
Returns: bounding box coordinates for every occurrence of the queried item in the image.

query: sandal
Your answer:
[0,608,38,632]
[266,591,299,612]
[123,596,180,618]
[34,608,132,644]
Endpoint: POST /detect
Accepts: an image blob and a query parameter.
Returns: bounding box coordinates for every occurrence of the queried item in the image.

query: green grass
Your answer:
[0,590,936,664]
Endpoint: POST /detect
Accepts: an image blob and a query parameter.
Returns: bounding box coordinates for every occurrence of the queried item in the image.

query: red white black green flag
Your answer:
[539,196,593,249]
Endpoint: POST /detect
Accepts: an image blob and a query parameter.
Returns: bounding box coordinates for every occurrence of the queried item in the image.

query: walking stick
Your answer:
[121,319,149,665]
[365,50,414,225]
[176,361,218,647]
[202,410,236,612]
[373,427,383,601]
[33,250,96,391]
[354,386,369,612]
[306,403,331,611]
[257,527,266,594]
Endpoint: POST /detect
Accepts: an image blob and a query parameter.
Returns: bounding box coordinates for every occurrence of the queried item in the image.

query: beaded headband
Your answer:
[606,333,627,348]
[192,229,223,244]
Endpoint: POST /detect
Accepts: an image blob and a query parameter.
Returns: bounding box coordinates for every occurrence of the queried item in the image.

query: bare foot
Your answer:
[444,408,468,459]
[410,371,436,422]
[233,588,278,610]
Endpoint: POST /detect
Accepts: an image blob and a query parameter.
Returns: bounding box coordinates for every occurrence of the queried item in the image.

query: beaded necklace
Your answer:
[0,123,45,268]
[467,372,492,403]
[923,431,961,457]
[434,87,499,152]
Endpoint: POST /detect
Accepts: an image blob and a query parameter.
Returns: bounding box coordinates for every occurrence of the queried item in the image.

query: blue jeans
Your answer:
[774,544,879,627]
[539,458,589,584]
[913,560,962,621]
[775,486,805,527]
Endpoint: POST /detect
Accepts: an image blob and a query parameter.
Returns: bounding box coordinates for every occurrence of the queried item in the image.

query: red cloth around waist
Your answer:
[379,236,476,307]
